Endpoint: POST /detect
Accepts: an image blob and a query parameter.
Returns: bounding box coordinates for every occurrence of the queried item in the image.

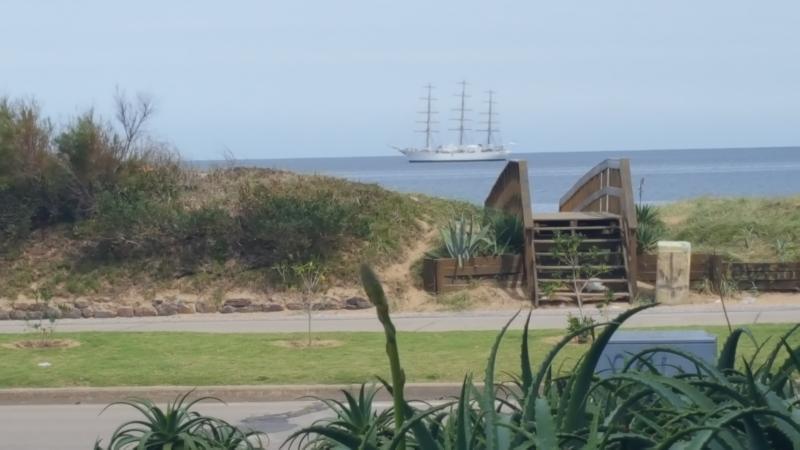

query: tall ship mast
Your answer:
[395,82,510,162]
[417,83,437,150]
[450,80,470,146]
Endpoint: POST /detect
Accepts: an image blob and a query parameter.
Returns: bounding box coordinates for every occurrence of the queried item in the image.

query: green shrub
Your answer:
[484,209,525,255]
[636,203,666,253]
[237,183,369,267]
[0,97,64,249]
[85,186,235,266]
[0,94,176,254]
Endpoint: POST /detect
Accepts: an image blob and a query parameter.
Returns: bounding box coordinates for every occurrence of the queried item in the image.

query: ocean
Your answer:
[193,147,800,211]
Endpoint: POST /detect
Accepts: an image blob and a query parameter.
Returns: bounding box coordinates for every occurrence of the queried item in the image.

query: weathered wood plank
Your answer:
[421,255,524,294]
[637,254,800,290]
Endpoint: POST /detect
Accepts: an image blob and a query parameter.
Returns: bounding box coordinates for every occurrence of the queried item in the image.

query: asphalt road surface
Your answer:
[0,400,349,450]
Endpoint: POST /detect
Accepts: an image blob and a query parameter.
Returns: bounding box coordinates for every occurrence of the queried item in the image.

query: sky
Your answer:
[1,1,798,160]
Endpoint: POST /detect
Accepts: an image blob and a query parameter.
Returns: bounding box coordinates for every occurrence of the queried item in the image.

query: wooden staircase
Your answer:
[483,158,639,307]
[531,212,635,304]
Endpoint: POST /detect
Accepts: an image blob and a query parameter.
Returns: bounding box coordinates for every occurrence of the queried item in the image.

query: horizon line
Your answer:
[187,144,800,162]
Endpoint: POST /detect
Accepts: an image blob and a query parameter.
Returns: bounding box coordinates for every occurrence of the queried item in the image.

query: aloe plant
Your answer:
[285,384,393,449]
[439,215,491,267]
[95,391,265,450]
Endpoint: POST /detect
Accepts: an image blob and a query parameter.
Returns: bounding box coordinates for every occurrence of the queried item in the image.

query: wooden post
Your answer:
[708,254,723,292]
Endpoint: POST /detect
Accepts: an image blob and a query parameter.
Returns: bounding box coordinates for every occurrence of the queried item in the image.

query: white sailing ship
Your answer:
[396,82,510,162]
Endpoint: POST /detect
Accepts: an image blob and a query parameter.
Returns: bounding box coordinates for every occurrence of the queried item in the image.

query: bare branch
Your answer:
[113,87,156,158]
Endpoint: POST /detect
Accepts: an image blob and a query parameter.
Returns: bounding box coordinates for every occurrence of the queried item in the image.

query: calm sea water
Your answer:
[193,147,800,211]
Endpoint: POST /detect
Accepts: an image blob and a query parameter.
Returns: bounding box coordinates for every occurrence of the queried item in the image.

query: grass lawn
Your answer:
[0,324,798,388]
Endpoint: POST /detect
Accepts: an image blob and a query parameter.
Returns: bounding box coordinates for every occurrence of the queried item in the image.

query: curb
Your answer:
[0,383,466,405]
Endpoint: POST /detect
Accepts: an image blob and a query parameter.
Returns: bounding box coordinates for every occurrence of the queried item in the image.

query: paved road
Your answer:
[1,303,799,334]
[0,400,343,449]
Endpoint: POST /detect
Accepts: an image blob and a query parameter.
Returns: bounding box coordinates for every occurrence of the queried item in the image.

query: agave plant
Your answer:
[284,384,394,449]
[288,264,800,450]
[483,210,525,255]
[635,203,666,253]
[439,215,491,267]
[95,391,265,450]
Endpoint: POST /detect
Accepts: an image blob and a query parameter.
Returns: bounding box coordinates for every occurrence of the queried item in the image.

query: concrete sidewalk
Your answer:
[0,383,462,406]
[1,303,799,334]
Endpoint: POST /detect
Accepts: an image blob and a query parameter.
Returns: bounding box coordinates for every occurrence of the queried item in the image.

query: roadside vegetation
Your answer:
[0,94,470,300]
[284,268,800,449]
[86,269,800,449]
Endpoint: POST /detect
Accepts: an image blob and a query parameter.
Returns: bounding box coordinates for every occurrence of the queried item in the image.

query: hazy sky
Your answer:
[1,1,798,160]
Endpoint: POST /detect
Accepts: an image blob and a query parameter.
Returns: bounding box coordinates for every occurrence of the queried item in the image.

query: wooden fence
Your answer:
[726,262,800,291]
[422,255,523,294]
[637,254,714,284]
[637,254,800,291]
[421,253,799,295]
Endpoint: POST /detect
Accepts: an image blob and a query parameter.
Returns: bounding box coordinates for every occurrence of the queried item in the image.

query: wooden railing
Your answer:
[559,158,639,299]
[484,160,535,298]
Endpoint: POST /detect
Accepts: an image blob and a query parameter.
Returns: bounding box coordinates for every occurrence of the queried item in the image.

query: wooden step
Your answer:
[535,251,622,256]
[536,265,625,271]
[537,278,630,283]
[533,238,621,244]
[539,292,630,302]
[532,212,619,221]
[533,225,620,231]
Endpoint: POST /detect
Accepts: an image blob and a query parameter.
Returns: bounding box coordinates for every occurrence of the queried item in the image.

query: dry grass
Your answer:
[660,196,800,261]
[0,168,474,301]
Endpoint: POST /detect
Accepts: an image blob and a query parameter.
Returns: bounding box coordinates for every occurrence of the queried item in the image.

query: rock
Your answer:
[10,310,27,320]
[60,307,82,319]
[27,311,44,320]
[13,301,44,312]
[80,307,94,318]
[221,305,236,314]
[177,303,195,314]
[285,302,305,311]
[45,306,62,319]
[94,309,117,318]
[134,305,158,317]
[116,306,134,317]
[344,297,372,310]
[0,309,10,320]
[194,302,211,313]
[156,303,178,316]
[313,298,341,311]
[262,303,285,312]
[224,298,252,308]
[74,299,91,309]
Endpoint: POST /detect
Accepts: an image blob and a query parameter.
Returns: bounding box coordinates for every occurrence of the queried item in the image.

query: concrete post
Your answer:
[656,241,692,304]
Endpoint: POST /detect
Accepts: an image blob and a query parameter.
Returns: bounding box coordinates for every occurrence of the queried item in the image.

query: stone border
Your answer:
[0,296,372,321]
[0,383,464,405]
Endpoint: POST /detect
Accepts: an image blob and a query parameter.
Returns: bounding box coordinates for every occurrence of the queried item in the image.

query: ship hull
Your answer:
[400,149,509,162]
